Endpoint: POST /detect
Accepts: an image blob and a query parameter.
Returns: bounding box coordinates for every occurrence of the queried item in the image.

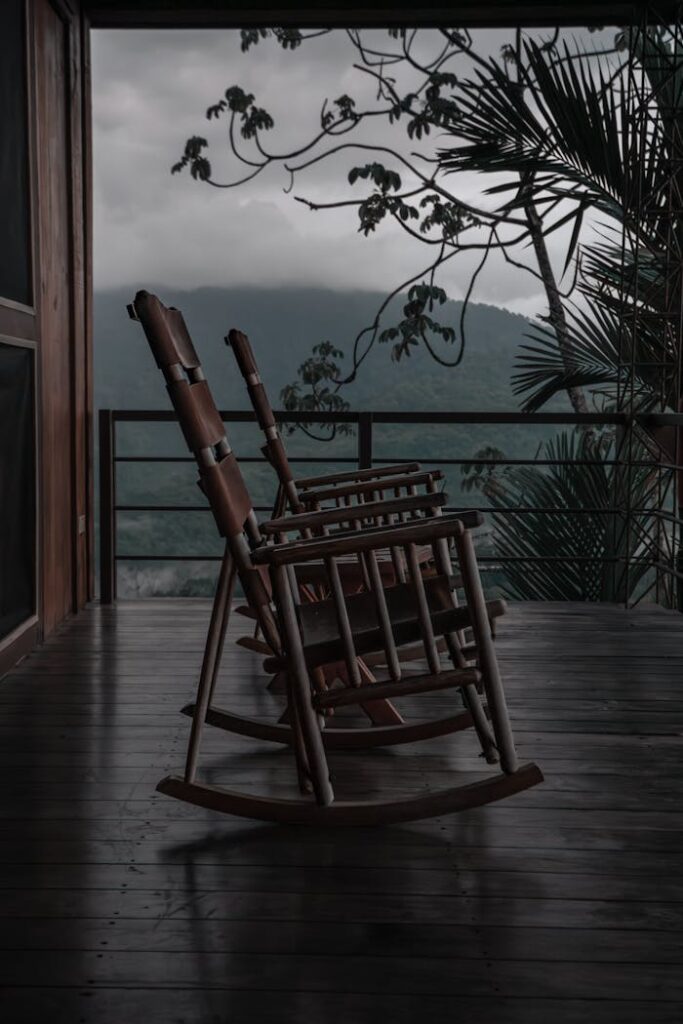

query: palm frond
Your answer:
[490,431,654,601]
[513,289,678,413]
[439,39,667,231]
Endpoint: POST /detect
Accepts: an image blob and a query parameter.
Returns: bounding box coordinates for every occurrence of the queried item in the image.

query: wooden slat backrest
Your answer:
[131,290,252,541]
[227,326,259,378]
[167,378,226,453]
[131,291,279,644]
[131,290,202,370]
[225,324,465,678]
[227,328,302,511]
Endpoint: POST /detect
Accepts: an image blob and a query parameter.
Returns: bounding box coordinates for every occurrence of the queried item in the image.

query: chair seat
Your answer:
[297,576,506,668]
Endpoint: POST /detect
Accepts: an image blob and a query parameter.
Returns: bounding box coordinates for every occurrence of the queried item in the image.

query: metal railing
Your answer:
[99,407,683,607]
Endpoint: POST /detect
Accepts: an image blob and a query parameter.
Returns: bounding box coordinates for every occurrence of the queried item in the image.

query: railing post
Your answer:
[99,409,116,604]
[358,412,373,470]
[612,420,629,608]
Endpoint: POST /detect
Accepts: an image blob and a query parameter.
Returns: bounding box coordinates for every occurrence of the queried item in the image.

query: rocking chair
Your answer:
[130,289,542,824]
[225,325,466,670]
[129,287,500,737]
[226,325,444,523]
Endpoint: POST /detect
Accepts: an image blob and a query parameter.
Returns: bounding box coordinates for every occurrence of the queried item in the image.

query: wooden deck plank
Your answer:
[0,990,679,1024]
[0,599,682,1022]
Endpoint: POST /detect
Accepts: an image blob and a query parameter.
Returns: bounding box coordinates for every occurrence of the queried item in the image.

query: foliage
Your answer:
[486,430,655,602]
[441,32,682,414]
[379,284,460,364]
[461,446,516,499]
[280,342,353,440]
[170,27,551,405]
[168,26,682,603]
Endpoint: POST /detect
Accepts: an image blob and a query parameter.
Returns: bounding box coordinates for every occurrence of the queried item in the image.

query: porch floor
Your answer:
[0,600,682,1022]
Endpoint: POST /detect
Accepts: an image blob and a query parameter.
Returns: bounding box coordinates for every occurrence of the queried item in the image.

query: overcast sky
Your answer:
[91,27,607,316]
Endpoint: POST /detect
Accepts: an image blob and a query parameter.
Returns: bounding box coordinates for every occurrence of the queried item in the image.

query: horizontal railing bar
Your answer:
[476,555,626,563]
[114,553,633,565]
[113,503,626,516]
[112,454,683,470]
[115,505,272,513]
[114,455,361,465]
[652,561,683,582]
[399,458,625,467]
[116,505,218,512]
[107,408,683,428]
[110,408,629,426]
[116,456,194,463]
[116,555,224,562]
[449,507,625,515]
[636,508,683,525]
[640,413,683,426]
[113,455,647,469]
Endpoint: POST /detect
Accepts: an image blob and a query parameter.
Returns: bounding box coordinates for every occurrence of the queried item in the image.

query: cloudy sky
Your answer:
[91,27,606,316]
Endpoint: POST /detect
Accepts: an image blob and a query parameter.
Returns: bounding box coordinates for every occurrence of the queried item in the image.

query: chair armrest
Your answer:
[253,513,472,566]
[294,462,420,489]
[261,491,449,535]
[300,470,443,505]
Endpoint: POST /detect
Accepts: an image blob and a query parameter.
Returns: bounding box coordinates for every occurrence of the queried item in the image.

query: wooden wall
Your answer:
[34,0,91,632]
[0,0,92,673]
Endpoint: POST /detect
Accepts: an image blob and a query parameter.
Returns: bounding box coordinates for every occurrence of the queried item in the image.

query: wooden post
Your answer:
[99,409,115,604]
[357,411,373,470]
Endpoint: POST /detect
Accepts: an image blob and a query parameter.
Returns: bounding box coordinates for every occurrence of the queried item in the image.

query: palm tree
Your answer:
[441,29,683,603]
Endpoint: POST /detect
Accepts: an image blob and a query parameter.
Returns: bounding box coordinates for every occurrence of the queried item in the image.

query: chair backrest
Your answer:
[130,291,278,644]
[227,328,303,514]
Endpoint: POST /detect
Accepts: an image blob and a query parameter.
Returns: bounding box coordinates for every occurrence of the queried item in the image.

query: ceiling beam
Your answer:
[85,1,673,31]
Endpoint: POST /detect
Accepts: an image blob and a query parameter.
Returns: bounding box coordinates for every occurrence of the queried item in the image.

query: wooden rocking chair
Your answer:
[225,325,471,672]
[130,289,542,824]
[226,325,443,522]
[129,287,500,739]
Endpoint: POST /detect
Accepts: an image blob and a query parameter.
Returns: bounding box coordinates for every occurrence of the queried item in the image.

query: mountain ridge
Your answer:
[94,285,546,414]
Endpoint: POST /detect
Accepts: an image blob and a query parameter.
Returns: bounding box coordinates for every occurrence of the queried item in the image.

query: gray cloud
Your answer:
[92,27,609,315]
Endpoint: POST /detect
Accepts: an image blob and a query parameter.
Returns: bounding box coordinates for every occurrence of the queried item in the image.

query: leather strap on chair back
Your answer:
[167,378,226,452]
[249,382,276,431]
[226,327,300,505]
[199,456,252,539]
[132,290,201,370]
[227,327,258,378]
[132,290,253,538]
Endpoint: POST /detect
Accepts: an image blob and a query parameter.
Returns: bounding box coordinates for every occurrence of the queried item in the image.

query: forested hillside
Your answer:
[95,287,567,595]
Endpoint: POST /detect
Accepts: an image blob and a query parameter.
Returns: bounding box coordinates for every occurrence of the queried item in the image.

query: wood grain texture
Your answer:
[0,599,682,1020]
[35,0,73,632]
[31,0,91,641]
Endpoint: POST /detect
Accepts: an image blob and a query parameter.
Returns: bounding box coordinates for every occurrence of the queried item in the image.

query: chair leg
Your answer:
[184,544,236,784]
[461,682,498,764]
[442,627,498,764]
[456,530,519,774]
[286,673,313,794]
[206,560,237,711]
[272,564,334,806]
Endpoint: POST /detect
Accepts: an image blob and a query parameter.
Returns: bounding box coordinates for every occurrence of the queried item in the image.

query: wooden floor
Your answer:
[0,600,682,1022]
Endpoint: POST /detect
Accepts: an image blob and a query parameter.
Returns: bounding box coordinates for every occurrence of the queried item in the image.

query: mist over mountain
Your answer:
[94,286,568,596]
[94,285,544,413]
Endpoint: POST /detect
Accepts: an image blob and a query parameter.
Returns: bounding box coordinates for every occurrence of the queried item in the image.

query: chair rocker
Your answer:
[130,289,542,824]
